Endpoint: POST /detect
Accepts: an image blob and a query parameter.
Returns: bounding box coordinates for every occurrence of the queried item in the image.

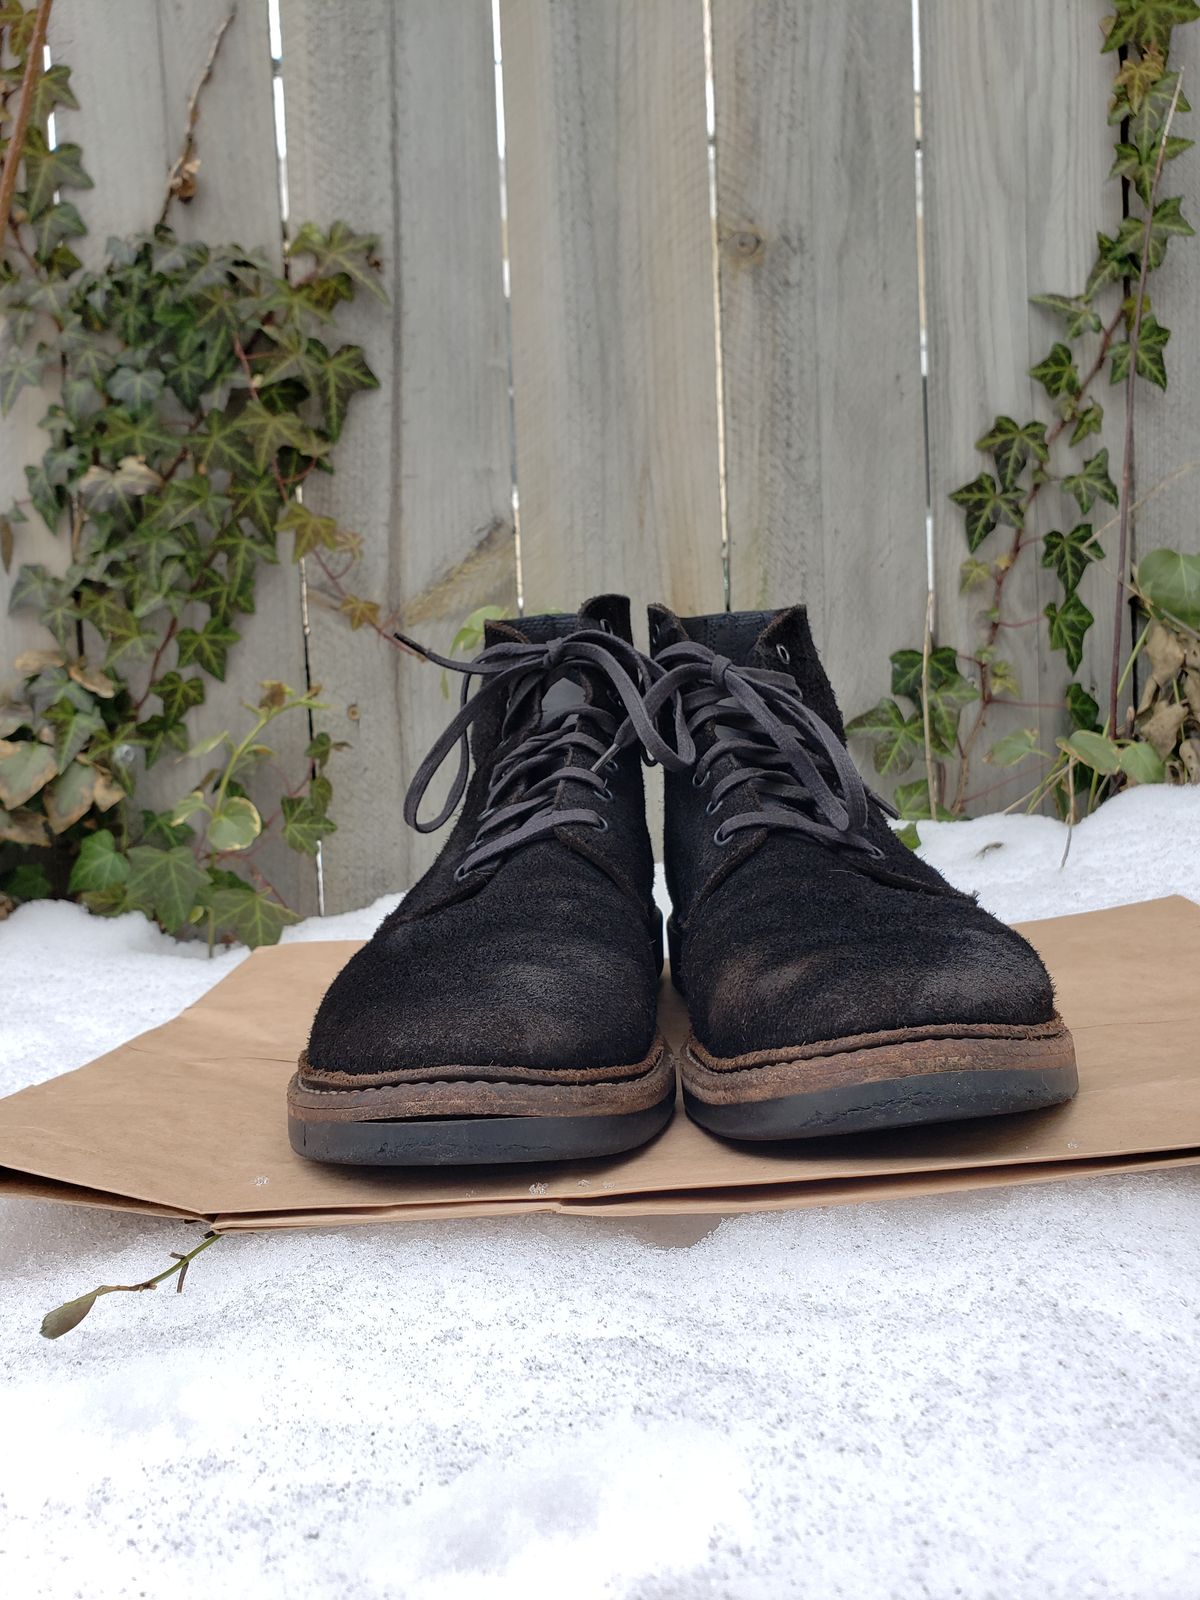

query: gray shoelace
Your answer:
[644,640,891,856]
[397,629,680,879]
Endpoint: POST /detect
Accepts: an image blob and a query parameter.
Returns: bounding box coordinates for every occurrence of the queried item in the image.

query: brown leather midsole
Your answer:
[288,1032,676,1123]
[681,1017,1076,1107]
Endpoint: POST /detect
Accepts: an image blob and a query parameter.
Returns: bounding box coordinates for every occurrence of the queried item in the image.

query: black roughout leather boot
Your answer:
[289,595,676,1166]
[647,604,1078,1140]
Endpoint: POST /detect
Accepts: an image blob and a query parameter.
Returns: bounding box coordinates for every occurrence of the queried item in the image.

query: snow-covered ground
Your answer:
[1,785,1198,1599]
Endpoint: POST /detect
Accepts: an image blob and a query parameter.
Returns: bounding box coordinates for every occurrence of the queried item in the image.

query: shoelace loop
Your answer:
[397,628,680,879]
[644,639,893,855]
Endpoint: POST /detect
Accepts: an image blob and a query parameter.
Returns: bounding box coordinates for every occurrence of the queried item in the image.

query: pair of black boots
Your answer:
[288,597,1077,1167]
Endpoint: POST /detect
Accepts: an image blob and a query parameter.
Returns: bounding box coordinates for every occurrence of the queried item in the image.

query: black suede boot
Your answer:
[289,596,676,1166]
[648,604,1078,1140]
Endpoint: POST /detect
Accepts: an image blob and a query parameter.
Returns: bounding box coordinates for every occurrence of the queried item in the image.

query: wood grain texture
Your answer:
[922,0,1125,811]
[500,0,724,624]
[282,0,514,909]
[37,0,317,911]
[714,0,927,756]
[1134,21,1200,569]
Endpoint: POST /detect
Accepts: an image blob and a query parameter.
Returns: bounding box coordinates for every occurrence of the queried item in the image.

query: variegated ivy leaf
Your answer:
[1044,592,1095,673]
[948,473,1024,553]
[1069,402,1104,448]
[1062,449,1119,514]
[1028,343,1081,401]
[1102,0,1200,56]
[1042,524,1104,594]
[1109,314,1170,389]
[974,417,1049,490]
[1029,293,1102,340]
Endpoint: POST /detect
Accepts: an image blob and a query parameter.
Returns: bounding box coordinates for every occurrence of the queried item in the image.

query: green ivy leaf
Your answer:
[22,130,93,218]
[1108,314,1170,390]
[0,346,46,414]
[125,844,209,935]
[152,671,206,723]
[1,862,54,902]
[239,400,328,472]
[197,407,259,478]
[1062,449,1119,514]
[281,794,336,855]
[1044,592,1095,673]
[78,457,163,520]
[105,364,166,410]
[289,219,388,303]
[1028,343,1080,400]
[893,821,922,851]
[844,698,923,776]
[974,417,1049,489]
[177,618,241,681]
[948,473,1024,553]
[1137,548,1200,630]
[1067,682,1101,732]
[1042,524,1103,594]
[892,780,955,822]
[277,500,341,560]
[68,829,130,894]
[205,883,300,948]
[311,341,379,439]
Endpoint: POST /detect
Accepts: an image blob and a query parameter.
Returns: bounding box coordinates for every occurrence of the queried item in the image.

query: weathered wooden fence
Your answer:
[2,0,1198,914]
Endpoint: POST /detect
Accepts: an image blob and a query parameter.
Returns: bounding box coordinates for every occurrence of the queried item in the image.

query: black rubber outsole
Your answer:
[683,1063,1080,1141]
[288,1086,677,1167]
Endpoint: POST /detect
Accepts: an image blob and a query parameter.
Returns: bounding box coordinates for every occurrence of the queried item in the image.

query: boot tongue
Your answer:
[750,607,846,743]
[484,611,581,648]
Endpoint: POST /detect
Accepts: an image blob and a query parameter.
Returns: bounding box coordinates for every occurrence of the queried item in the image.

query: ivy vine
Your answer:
[849,0,1200,823]
[0,9,388,944]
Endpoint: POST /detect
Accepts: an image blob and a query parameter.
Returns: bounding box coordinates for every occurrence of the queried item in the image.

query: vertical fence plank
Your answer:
[501,0,724,622]
[28,0,318,912]
[282,0,514,910]
[713,0,927,745]
[923,0,1125,812]
[1135,22,1200,571]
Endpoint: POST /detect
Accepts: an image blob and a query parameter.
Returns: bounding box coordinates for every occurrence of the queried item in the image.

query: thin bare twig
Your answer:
[1107,71,1185,733]
[0,0,53,249]
[158,7,236,223]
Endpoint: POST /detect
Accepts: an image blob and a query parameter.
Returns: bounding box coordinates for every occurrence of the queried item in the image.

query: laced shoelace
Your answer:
[397,628,681,880]
[643,639,894,857]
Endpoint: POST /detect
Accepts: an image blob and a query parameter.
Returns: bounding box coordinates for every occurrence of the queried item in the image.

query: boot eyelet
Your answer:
[776,643,791,663]
[691,768,710,789]
[605,760,619,776]
[704,796,721,817]
[453,861,475,883]
[599,783,613,802]
[713,822,732,847]
[479,806,495,820]
[593,816,610,834]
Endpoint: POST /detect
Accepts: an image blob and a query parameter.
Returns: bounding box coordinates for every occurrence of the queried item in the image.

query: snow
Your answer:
[1,785,1199,1599]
